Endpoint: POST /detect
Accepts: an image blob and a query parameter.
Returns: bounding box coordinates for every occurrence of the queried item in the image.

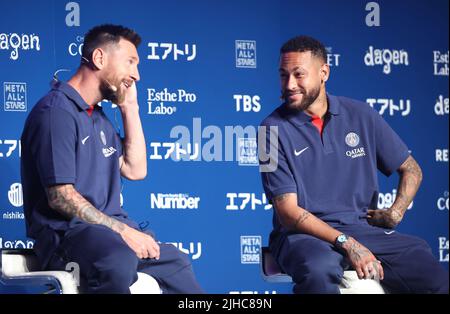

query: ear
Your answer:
[320,63,330,83]
[91,48,106,70]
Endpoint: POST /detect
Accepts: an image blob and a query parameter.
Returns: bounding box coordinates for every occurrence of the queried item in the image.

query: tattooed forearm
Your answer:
[392,156,423,215]
[293,211,311,229]
[46,185,125,233]
[272,193,291,205]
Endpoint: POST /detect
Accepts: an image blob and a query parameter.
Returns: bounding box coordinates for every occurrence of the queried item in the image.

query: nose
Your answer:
[130,66,140,82]
[286,74,297,91]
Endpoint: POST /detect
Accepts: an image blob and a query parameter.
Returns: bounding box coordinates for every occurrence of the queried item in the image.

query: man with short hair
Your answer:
[259,35,448,294]
[21,24,203,293]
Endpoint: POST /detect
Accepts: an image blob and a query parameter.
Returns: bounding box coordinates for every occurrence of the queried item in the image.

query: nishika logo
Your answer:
[364,46,409,74]
[435,95,449,116]
[150,193,200,209]
[433,50,449,76]
[0,33,40,60]
[345,132,366,159]
[438,237,449,262]
[147,88,196,115]
[8,183,23,207]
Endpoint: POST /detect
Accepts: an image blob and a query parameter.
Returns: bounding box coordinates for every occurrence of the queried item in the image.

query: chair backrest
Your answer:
[260,247,293,283]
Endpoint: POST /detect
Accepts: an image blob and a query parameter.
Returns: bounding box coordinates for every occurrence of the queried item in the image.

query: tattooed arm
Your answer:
[273,193,383,280]
[272,193,341,243]
[46,184,160,259]
[367,155,423,228]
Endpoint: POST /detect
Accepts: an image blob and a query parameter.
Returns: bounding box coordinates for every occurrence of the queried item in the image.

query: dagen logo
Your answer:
[435,95,449,116]
[364,46,409,74]
[0,33,40,60]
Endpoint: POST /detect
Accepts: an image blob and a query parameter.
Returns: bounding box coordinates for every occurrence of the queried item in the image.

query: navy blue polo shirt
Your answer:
[260,94,410,238]
[21,81,137,243]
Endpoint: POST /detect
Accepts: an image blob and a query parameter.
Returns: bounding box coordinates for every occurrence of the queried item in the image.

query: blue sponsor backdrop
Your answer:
[0,0,448,293]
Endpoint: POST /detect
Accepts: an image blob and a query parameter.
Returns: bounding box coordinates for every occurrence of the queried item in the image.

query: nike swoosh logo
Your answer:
[81,136,90,145]
[294,146,309,156]
[384,230,395,235]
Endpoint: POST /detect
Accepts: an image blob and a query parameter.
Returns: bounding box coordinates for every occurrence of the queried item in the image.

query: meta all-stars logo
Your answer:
[240,235,261,264]
[235,40,256,68]
[4,82,27,112]
[345,132,366,159]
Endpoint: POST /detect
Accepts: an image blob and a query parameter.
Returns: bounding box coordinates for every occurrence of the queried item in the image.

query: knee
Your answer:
[164,244,192,266]
[90,247,139,291]
[293,258,342,284]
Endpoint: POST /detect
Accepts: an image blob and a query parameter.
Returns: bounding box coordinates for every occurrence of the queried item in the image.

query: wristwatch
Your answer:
[334,233,349,251]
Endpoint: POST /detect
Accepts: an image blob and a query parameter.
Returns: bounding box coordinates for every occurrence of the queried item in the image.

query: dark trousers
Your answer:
[45,223,204,294]
[273,222,449,294]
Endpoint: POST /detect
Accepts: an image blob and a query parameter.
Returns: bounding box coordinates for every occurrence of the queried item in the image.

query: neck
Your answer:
[304,88,328,119]
[67,67,103,106]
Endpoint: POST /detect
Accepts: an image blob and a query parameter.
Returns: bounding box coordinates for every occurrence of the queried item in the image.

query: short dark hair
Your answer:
[280,35,327,63]
[81,24,141,64]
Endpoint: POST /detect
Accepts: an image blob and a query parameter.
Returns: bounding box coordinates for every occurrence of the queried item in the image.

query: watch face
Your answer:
[338,234,347,243]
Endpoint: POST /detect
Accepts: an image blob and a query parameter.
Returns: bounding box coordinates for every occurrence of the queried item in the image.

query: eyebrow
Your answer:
[130,56,140,63]
[279,66,304,73]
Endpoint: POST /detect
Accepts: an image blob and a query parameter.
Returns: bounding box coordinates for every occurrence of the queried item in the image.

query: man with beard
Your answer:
[20,24,203,294]
[259,35,448,294]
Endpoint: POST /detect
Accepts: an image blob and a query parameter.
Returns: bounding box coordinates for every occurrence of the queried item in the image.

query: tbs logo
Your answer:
[233,94,260,112]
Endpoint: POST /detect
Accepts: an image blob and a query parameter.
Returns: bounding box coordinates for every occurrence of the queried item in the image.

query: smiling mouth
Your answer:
[122,80,134,88]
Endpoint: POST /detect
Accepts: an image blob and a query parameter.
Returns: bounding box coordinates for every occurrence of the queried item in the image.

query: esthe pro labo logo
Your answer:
[147,88,197,115]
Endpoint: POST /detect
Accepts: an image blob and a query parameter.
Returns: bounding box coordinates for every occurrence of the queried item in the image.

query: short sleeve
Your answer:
[34,106,77,186]
[371,109,410,176]
[258,123,297,201]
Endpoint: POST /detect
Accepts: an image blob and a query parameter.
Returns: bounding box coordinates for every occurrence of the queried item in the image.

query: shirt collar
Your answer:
[281,93,340,127]
[327,93,340,116]
[51,80,92,111]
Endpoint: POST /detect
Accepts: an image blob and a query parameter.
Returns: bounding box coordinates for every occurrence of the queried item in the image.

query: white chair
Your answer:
[261,246,386,294]
[0,249,162,294]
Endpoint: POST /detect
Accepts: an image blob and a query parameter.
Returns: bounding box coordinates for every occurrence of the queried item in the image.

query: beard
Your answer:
[99,76,125,104]
[284,85,321,112]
